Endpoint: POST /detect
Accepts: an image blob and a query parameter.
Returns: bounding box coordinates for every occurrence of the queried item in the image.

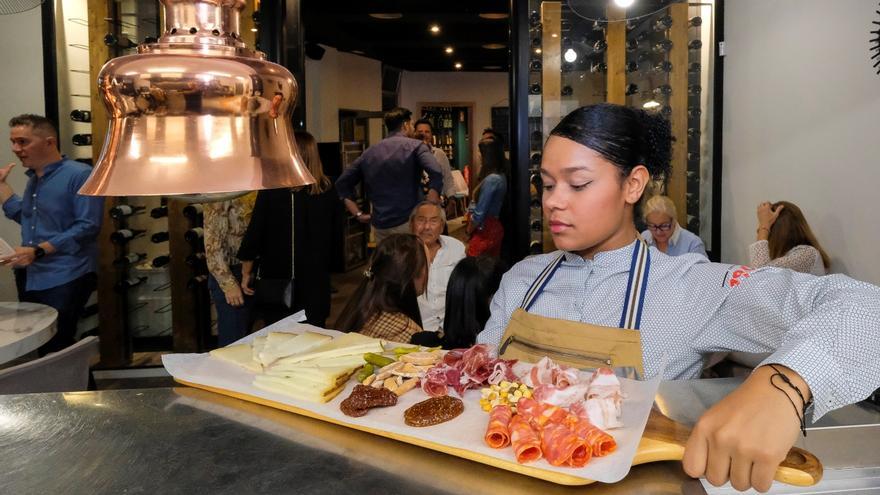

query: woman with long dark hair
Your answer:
[751,200,829,275]
[477,103,880,492]
[466,137,508,257]
[336,233,428,343]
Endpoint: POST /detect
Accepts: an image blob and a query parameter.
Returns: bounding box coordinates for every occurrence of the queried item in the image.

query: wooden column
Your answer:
[540,2,562,123]
[605,5,627,104]
[89,0,129,367]
[667,3,689,227]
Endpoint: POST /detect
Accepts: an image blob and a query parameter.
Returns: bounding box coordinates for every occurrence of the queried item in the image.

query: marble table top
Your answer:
[0,302,57,365]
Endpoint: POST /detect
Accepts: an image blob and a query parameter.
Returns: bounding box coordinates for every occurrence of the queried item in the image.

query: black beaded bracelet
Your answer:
[768,364,813,437]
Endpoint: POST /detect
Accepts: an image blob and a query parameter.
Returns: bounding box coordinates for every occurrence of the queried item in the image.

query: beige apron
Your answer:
[499,240,650,378]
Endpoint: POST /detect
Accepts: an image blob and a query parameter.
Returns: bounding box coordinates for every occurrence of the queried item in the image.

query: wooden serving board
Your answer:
[177,379,822,487]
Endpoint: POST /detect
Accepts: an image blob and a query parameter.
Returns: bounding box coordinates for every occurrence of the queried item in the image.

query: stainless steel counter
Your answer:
[1,379,877,494]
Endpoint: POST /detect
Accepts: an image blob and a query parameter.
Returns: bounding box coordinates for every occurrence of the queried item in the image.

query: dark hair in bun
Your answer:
[549,103,672,181]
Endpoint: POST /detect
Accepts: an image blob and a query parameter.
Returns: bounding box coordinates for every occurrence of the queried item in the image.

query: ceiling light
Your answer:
[643,100,661,109]
[430,24,441,34]
[445,46,454,54]
[534,48,542,54]
[614,0,636,7]
[478,13,509,20]
[250,28,258,32]
[482,43,506,50]
[454,62,463,69]
[368,13,403,20]
[563,48,577,62]
[551,33,558,38]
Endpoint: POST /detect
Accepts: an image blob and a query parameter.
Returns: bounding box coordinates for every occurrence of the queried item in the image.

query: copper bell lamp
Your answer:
[78,0,315,200]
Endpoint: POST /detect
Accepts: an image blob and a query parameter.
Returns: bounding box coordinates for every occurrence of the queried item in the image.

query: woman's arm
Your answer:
[468,175,503,231]
[749,240,820,273]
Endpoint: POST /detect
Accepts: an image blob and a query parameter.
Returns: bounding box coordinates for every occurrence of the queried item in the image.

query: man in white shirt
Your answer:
[414,119,457,201]
[410,201,465,333]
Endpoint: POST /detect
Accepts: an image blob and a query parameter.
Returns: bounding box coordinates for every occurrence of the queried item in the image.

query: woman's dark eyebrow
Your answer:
[540,164,594,177]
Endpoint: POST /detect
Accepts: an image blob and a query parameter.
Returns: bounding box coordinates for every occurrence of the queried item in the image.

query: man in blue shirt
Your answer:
[0,114,104,354]
[336,107,443,244]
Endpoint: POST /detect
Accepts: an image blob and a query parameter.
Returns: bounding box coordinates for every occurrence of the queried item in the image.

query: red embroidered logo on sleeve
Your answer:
[728,265,753,287]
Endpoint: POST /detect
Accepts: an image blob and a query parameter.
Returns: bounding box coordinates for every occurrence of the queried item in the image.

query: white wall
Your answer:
[305,46,383,146]
[722,0,880,283]
[0,8,45,300]
[399,71,509,166]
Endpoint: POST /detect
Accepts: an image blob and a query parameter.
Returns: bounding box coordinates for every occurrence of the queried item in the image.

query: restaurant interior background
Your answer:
[0,0,878,371]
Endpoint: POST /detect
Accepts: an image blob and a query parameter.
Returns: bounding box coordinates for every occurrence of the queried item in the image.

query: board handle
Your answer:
[775,446,823,486]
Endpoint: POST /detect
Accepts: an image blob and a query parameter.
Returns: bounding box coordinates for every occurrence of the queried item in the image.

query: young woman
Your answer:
[410,255,508,349]
[466,137,508,257]
[641,194,707,257]
[336,233,428,344]
[476,103,879,492]
[239,131,337,327]
[750,200,829,275]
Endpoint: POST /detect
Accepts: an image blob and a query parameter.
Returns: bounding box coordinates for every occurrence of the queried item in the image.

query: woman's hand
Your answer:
[757,202,784,230]
[224,284,245,307]
[682,365,809,492]
[240,261,255,296]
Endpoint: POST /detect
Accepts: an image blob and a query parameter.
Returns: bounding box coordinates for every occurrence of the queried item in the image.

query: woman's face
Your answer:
[541,136,648,258]
[645,212,675,244]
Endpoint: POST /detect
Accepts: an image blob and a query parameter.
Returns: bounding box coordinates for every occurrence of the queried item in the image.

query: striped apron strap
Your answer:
[519,253,566,311]
[619,239,651,330]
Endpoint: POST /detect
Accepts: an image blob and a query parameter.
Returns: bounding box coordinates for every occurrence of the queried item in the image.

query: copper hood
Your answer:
[79,0,315,199]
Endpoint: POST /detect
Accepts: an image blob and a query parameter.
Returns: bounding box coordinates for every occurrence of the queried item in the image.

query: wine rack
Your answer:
[418,105,472,172]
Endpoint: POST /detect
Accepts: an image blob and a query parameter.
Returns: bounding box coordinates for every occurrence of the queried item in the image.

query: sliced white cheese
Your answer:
[251,336,268,363]
[270,354,367,371]
[209,343,262,373]
[262,364,358,385]
[274,332,383,364]
[253,375,346,403]
[258,331,333,367]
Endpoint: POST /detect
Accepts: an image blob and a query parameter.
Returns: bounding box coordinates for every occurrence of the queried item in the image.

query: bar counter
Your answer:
[1,378,878,494]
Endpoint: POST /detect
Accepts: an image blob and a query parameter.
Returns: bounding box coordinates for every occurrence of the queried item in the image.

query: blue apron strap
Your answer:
[619,239,651,330]
[519,253,566,311]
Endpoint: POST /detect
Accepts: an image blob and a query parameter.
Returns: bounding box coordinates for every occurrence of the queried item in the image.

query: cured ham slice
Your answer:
[423,344,517,397]
[484,405,513,449]
[568,417,617,457]
[508,414,542,463]
[531,381,591,408]
[540,423,591,467]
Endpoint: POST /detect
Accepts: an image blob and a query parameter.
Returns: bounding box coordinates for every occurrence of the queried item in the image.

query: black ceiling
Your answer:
[302,0,679,72]
[302,0,511,72]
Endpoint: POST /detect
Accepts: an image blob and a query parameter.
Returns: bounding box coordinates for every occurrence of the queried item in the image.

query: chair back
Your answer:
[450,170,469,198]
[0,337,99,394]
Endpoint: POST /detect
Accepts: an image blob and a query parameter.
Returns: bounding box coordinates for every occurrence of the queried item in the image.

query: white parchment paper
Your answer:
[162,317,662,484]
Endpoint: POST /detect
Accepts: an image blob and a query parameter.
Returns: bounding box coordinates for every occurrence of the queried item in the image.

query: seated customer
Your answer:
[640,195,707,257]
[337,234,428,343]
[750,200,829,275]
[411,256,508,349]
[410,201,466,333]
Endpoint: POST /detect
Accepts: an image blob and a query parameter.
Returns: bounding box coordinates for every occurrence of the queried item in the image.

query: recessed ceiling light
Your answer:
[563,48,577,62]
[643,100,661,109]
[369,13,403,20]
[614,0,636,7]
[445,46,454,54]
[478,13,509,20]
[534,48,542,54]
[482,43,506,50]
[454,62,463,69]
[250,28,258,32]
[550,33,558,38]
[430,24,441,34]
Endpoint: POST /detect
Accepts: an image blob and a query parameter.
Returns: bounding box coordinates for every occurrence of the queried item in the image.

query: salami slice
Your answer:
[568,417,617,457]
[484,405,513,449]
[508,414,542,463]
[540,422,591,467]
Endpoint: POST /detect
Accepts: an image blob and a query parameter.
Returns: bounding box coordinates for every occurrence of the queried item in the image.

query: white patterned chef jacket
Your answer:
[418,235,466,333]
[477,240,880,420]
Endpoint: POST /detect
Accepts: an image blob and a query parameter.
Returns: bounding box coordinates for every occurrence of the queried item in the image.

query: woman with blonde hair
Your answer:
[640,194,707,257]
[239,131,338,327]
[751,201,829,275]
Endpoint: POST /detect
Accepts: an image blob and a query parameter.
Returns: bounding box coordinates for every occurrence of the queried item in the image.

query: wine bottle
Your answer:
[530,152,542,165]
[109,204,145,219]
[185,252,207,267]
[636,51,652,63]
[689,16,703,28]
[652,40,673,53]
[590,62,607,74]
[592,39,607,53]
[529,240,543,255]
[150,205,168,218]
[113,252,147,268]
[70,110,91,122]
[653,85,673,96]
[529,83,541,95]
[653,15,673,32]
[687,152,701,162]
[659,105,673,118]
[591,20,604,32]
[151,231,170,243]
[115,276,148,293]
[688,84,702,96]
[110,228,145,245]
[688,62,702,74]
[635,31,650,43]
[529,11,541,28]
[72,134,92,146]
[104,33,136,49]
[530,197,541,208]
[688,39,703,50]
[687,127,701,139]
[653,61,673,73]
[625,83,639,96]
[625,39,638,52]
[688,107,702,119]
[625,61,639,73]
[184,227,204,243]
[529,60,542,71]
[182,204,204,221]
[561,86,573,97]
[151,255,171,268]
[687,215,700,232]
[187,274,209,290]
[530,219,542,232]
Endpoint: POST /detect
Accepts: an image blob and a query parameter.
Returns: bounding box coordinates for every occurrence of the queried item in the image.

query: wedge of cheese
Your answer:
[262,364,359,384]
[274,332,383,365]
[251,335,269,363]
[269,354,367,372]
[258,331,333,367]
[253,375,347,403]
[209,343,262,373]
